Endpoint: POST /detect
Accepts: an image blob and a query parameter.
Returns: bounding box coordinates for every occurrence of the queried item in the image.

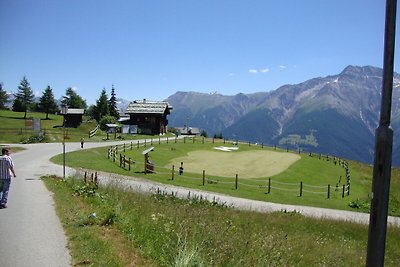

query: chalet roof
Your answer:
[62,108,85,115]
[105,124,120,128]
[125,100,172,114]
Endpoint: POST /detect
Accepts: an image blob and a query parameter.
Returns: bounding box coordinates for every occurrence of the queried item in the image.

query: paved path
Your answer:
[0,141,127,267]
[0,141,399,267]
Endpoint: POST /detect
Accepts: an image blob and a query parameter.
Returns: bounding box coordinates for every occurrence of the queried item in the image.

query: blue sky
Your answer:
[0,0,397,106]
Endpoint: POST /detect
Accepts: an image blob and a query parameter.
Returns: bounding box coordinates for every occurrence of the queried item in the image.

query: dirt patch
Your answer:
[169,150,300,178]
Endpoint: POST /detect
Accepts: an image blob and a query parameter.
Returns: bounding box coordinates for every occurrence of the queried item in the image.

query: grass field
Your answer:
[51,138,400,215]
[171,148,300,178]
[0,109,159,143]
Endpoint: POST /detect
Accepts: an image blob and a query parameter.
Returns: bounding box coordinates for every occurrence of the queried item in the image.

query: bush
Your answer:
[99,115,117,131]
[20,134,49,144]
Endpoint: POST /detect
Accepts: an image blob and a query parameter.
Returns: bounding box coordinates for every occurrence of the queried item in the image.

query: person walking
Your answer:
[80,138,85,148]
[0,147,16,209]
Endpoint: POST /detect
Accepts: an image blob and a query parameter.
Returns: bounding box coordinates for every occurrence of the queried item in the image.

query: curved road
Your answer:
[0,141,399,267]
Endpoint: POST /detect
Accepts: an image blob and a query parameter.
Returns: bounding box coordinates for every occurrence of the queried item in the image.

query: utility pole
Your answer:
[366,0,397,266]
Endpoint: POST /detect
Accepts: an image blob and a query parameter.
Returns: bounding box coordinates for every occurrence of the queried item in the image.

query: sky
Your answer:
[0,0,398,106]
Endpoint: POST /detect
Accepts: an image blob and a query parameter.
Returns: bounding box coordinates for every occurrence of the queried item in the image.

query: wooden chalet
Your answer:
[125,99,173,135]
[61,108,84,127]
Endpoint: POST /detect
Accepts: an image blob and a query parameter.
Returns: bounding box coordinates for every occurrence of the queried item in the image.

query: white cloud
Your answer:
[260,68,269,73]
[228,73,235,76]
[279,65,287,69]
[248,69,258,74]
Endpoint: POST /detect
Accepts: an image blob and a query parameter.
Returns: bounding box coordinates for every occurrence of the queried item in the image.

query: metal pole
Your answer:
[366,1,397,266]
[63,119,66,180]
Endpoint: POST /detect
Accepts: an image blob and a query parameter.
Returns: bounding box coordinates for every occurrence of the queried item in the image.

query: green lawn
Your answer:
[51,138,400,216]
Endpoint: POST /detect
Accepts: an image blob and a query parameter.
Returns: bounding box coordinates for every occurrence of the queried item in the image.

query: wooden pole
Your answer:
[299,181,303,197]
[235,174,238,189]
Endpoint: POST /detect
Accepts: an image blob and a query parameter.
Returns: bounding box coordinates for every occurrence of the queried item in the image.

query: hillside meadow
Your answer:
[43,175,400,266]
[0,109,151,143]
[51,138,400,216]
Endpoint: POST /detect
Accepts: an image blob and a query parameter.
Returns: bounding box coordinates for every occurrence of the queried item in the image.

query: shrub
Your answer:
[99,115,117,131]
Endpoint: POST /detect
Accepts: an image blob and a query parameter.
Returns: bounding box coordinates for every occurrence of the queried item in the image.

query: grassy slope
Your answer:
[44,176,400,267]
[51,139,400,216]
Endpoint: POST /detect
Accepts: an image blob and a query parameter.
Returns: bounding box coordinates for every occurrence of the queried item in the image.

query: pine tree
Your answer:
[13,76,34,118]
[94,89,109,122]
[38,85,58,119]
[61,87,87,109]
[108,84,119,119]
[0,83,9,110]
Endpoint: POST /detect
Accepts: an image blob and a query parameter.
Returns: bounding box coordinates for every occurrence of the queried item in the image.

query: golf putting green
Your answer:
[169,148,300,178]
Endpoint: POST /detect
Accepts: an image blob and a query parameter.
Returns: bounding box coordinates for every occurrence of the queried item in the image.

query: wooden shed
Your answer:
[125,99,172,135]
[61,108,84,127]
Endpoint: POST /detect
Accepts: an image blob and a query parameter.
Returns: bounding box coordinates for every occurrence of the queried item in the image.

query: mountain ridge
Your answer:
[165,65,400,166]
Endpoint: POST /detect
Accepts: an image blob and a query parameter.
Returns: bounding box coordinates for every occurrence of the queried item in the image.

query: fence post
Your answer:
[248,141,251,147]
[224,138,226,144]
[347,184,350,196]
[175,137,177,143]
[131,141,133,150]
[171,165,174,180]
[342,185,345,198]
[202,137,204,144]
[84,171,87,183]
[107,148,110,159]
[120,154,122,167]
[129,157,131,171]
[193,137,195,143]
[123,143,126,152]
[262,143,264,148]
[268,178,271,194]
[113,150,116,162]
[299,181,303,197]
[235,174,238,189]
[202,170,205,186]
[151,138,153,145]
[94,172,98,188]
[327,184,330,199]
[145,139,147,147]
[212,138,214,143]
[159,137,161,145]
[184,137,186,143]
[167,137,169,144]
[137,140,139,149]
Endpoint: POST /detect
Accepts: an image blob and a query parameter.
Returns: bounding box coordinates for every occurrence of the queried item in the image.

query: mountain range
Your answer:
[164,66,400,166]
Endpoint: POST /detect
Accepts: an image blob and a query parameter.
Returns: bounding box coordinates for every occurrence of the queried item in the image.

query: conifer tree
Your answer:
[109,84,119,119]
[61,87,87,109]
[0,83,9,110]
[93,89,109,122]
[38,85,58,119]
[13,76,34,118]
